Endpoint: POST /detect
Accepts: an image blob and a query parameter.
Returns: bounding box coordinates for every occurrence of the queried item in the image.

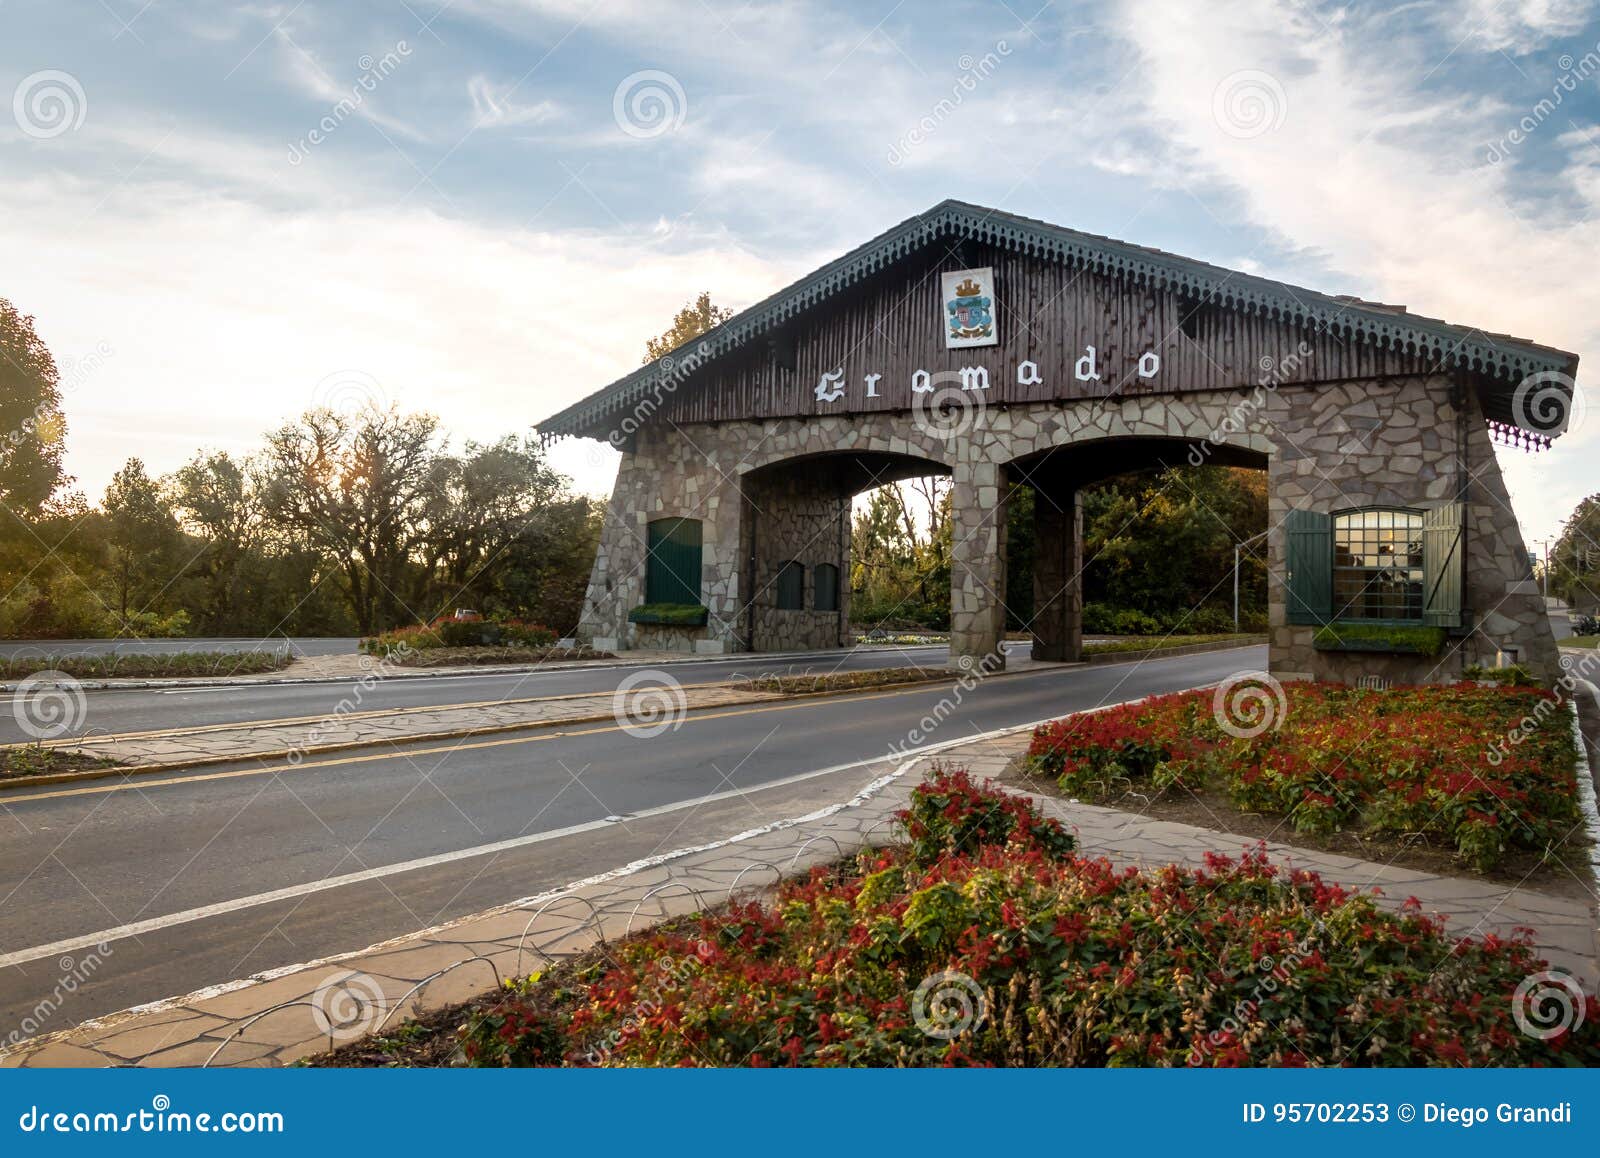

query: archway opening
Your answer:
[1004,437,1270,662]
[739,450,951,652]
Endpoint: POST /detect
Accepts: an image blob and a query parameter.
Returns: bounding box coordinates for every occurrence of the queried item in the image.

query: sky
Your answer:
[3,0,1599,550]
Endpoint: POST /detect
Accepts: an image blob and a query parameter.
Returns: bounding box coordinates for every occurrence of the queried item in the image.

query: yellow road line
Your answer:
[1,677,968,805]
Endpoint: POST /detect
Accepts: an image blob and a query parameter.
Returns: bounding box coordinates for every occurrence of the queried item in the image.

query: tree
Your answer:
[259,405,442,634]
[0,298,68,511]
[643,292,733,363]
[417,434,581,617]
[169,451,262,634]
[1549,493,1600,611]
[1080,465,1267,619]
[102,457,183,626]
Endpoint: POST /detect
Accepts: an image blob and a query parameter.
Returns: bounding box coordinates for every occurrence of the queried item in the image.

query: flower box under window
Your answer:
[628,603,709,627]
[1312,621,1445,656]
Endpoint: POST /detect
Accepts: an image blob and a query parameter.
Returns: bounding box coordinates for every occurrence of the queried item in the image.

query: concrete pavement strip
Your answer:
[3,719,1595,1068]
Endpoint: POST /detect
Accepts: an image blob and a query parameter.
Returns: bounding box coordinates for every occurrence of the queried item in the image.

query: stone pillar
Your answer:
[949,458,1007,670]
[1031,486,1082,662]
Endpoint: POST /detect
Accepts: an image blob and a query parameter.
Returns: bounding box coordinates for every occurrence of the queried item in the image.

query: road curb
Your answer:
[2,646,1267,795]
[1082,635,1268,664]
[0,642,959,693]
[0,668,971,793]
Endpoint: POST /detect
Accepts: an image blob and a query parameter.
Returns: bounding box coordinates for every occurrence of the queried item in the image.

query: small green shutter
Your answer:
[1284,508,1332,625]
[813,563,839,612]
[776,561,804,610]
[645,518,703,605]
[1422,502,1465,627]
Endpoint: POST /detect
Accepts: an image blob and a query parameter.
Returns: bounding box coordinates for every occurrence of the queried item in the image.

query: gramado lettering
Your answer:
[811,345,1164,404]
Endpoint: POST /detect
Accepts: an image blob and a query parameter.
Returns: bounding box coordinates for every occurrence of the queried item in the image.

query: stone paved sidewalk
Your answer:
[5,724,1594,1068]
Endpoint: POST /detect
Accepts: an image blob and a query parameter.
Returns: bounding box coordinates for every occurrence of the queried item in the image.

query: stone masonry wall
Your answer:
[1260,373,1558,683]
[577,377,1558,681]
[743,468,851,652]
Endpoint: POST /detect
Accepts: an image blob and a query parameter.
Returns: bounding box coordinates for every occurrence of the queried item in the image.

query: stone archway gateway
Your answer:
[539,201,1578,683]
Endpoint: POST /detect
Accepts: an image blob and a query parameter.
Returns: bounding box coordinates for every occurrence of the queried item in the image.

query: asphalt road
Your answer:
[0,644,1264,1039]
[0,642,971,744]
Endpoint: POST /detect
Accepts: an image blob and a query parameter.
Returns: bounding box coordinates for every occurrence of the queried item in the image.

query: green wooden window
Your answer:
[776,561,805,610]
[1333,508,1424,621]
[1284,508,1332,625]
[813,562,839,612]
[1285,504,1466,629]
[644,518,702,606]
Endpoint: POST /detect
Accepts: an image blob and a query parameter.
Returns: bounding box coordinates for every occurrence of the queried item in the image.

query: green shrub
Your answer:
[1460,663,1538,686]
[626,603,709,626]
[1312,621,1445,655]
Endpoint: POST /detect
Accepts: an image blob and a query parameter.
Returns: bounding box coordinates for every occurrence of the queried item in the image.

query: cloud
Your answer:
[1,172,788,502]
[467,74,562,128]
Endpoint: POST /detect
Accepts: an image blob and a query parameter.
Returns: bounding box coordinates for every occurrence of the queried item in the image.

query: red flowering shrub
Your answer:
[897,767,1077,864]
[1027,684,1579,871]
[456,775,1598,1067]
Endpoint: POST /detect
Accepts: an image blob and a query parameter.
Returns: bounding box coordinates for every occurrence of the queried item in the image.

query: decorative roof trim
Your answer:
[538,200,1579,441]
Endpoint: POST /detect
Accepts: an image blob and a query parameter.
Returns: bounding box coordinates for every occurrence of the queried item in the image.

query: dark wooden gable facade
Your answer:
[538,201,1578,445]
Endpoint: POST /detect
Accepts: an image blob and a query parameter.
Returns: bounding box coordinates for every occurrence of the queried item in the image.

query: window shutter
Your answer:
[1284,508,1332,625]
[813,563,839,612]
[645,518,703,605]
[1422,502,1465,628]
[776,561,805,610]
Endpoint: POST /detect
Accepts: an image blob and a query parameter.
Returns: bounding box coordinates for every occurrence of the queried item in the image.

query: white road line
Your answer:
[0,712,1072,970]
[0,676,1222,970]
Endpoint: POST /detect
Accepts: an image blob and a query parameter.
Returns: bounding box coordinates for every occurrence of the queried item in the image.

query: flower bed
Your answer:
[317,772,1597,1068]
[362,616,557,657]
[1026,683,1579,871]
[0,651,291,680]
